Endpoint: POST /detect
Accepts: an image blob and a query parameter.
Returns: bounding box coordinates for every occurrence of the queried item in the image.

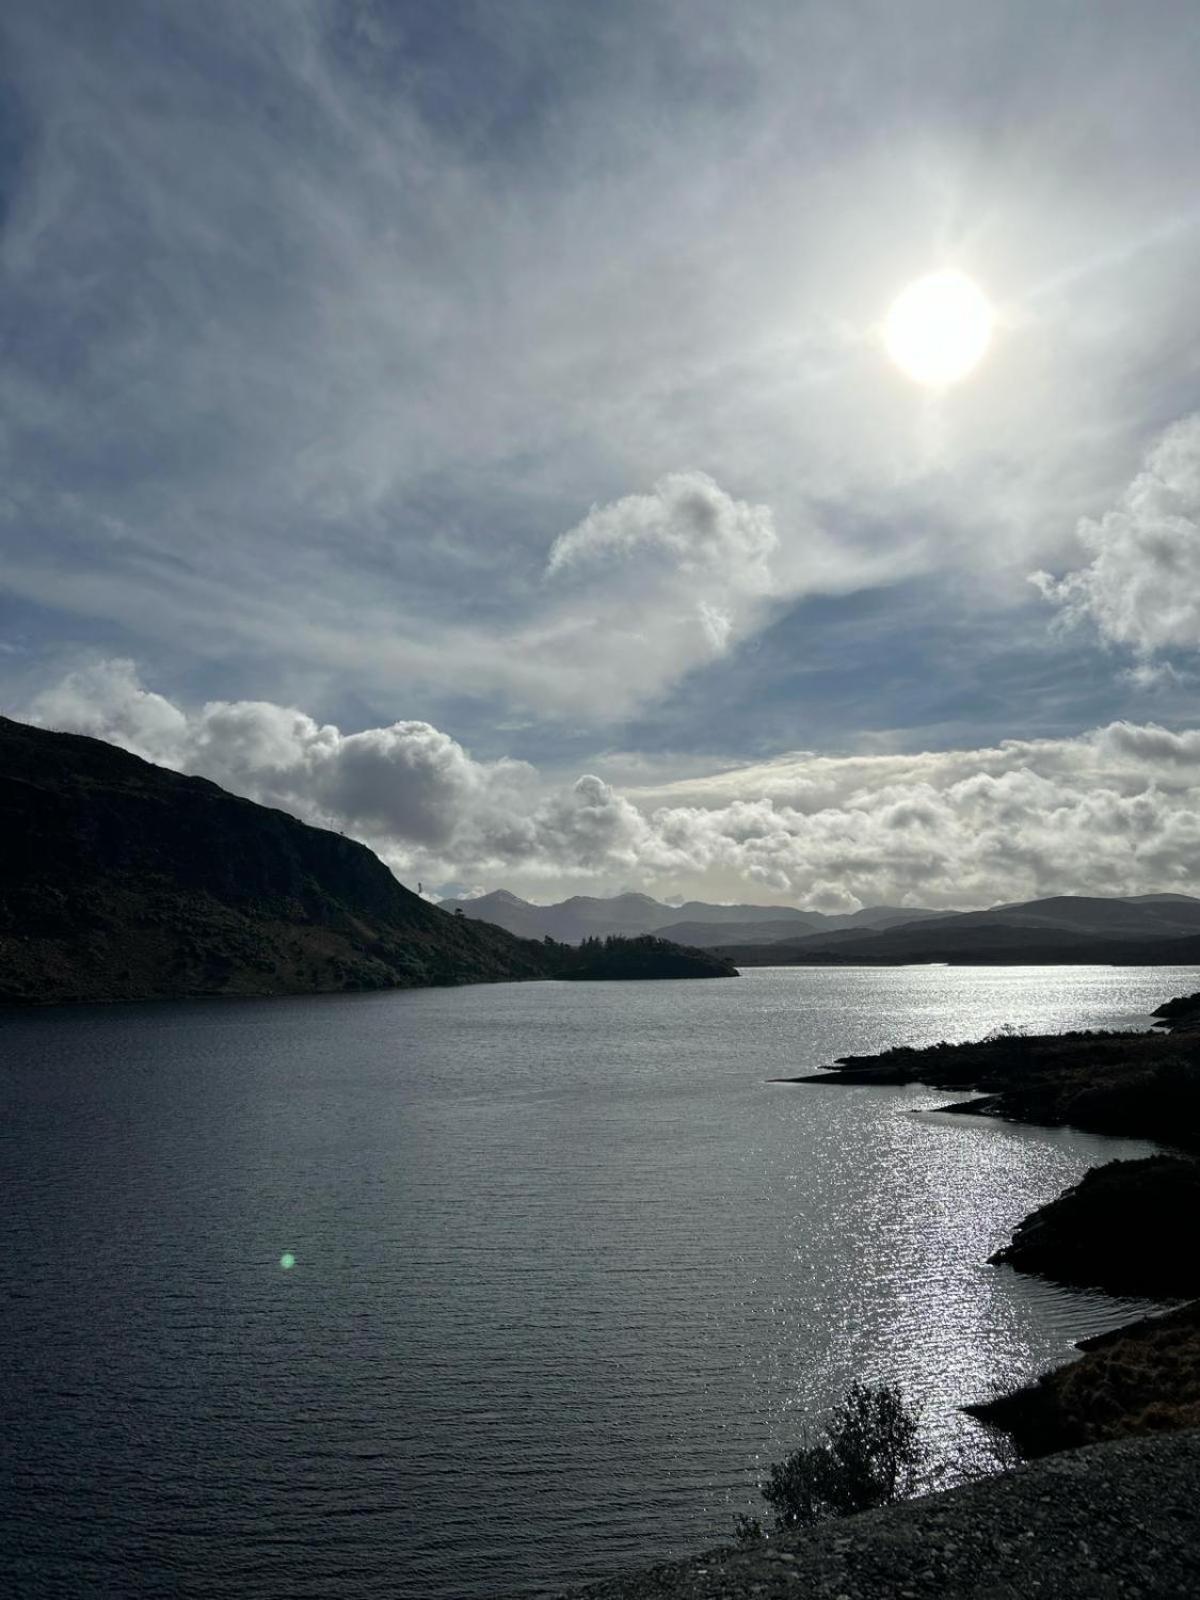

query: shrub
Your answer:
[754,1382,924,1533]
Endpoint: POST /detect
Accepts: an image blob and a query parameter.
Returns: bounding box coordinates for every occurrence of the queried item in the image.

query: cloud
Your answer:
[1033,415,1200,655]
[21,660,1200,911]
[26,658,190,760]
[529,471,780,711]
[547,473,775,587]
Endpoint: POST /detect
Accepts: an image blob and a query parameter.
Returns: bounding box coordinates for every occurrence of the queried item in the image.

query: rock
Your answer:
[989,1155,1200,1298]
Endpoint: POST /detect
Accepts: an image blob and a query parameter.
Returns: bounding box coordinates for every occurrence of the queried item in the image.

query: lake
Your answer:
[2,965,1193,1598]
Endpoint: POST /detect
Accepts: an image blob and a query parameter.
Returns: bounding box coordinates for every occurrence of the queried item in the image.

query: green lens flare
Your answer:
[279,1252,296,1270]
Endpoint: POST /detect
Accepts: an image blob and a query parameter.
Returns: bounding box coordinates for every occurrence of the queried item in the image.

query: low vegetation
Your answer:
[736,1382,924,1541]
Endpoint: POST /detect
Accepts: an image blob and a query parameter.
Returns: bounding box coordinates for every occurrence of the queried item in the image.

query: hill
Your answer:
[555,1432,1200,1599]
[910,893,1200,941]
[717,892,1200,966]
[654,916,821,946]
[439,889,683,943]
[0,715,561,1004]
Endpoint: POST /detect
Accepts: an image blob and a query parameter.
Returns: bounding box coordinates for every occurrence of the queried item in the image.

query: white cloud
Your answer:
[547,472,775,586]
[27,660,538,853]
[530,471,779,711]
[20,661,1200,911]
[1034,414,1200,655]
[27,658,190,761]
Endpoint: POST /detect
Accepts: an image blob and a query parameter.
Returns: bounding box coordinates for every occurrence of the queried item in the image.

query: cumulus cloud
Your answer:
[28,660,540,854]
[20,660,1200,910]
[27,658,190,760]
[530,472,779,708]
[1034,415,1200,656]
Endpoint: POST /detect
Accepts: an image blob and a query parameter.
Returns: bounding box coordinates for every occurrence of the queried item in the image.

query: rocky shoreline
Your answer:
[785,1012,1200,1153]
[787,997,1200,1459]
[987,1153,1200,1298]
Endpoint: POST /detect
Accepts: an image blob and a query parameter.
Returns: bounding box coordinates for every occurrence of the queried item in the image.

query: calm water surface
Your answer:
[2,966,1193,1598]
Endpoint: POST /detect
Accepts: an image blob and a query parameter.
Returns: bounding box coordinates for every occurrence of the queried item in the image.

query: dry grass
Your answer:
[969,1301,1200,1455]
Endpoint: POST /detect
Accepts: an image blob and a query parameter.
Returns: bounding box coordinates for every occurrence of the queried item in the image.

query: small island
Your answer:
[550,934,737,981]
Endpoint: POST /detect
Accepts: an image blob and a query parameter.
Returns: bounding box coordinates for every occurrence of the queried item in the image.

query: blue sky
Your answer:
[5,1,1200,906]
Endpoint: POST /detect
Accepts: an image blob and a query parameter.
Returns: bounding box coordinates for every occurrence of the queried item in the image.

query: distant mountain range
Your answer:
[439,890,944,945]
[443,888,1200,966]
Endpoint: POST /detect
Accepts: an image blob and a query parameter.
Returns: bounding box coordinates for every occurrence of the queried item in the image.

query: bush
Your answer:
[753,1382,924,1533]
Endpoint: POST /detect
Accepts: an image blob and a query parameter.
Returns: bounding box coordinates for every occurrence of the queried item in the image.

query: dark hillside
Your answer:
[653,917,819,947]
[0,715,550,1004]
[719,920,1200,967]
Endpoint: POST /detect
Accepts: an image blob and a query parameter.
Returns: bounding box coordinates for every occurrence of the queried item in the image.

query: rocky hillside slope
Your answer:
[968,1301,1200,1457]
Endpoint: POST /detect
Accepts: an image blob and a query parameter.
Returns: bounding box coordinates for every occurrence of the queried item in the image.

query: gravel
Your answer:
[544,1429,1200,1600]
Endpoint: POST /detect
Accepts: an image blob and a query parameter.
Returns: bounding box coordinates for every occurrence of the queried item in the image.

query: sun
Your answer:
[883,271,994,387]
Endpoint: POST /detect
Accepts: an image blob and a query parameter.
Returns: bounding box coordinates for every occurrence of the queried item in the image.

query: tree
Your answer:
[746,1382,924,1538]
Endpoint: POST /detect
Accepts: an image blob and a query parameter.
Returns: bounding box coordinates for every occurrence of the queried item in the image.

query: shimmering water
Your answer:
[1,966,1192,1598]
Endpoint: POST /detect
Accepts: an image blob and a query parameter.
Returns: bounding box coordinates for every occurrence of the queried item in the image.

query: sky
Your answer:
[4,0,1200,910]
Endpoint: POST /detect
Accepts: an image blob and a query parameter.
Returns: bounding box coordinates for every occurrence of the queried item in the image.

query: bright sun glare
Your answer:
[884,271,994,387]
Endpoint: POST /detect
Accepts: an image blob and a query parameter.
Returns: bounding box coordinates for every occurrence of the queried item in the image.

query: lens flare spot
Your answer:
[279,1252,296,1270]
